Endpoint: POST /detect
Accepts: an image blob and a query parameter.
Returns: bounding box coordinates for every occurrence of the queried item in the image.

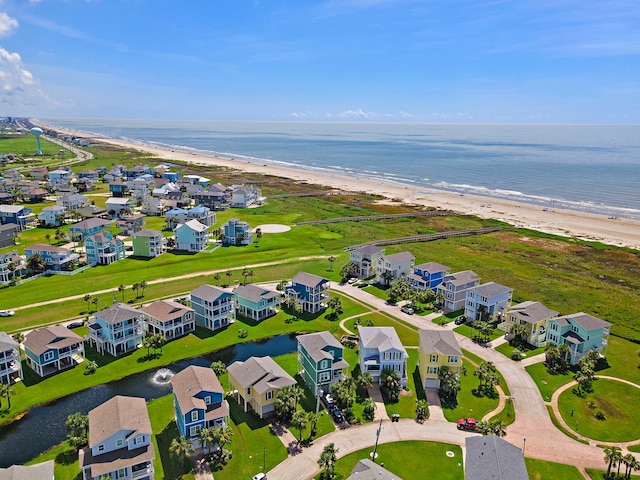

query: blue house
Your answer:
[546,312,612,365]
[108,181,129,197]
[166,205,215,229]
[408,262,450,291]
[190,284,235,331]
[297,331,349,395]
[38,205,66,227]
[69,218,111,241]
[235,284,280,321]
[170,365,229,446]
[87,303,145,357]
[161,171,180,182]
[286,272,330,314]
[23,325,85,377]
[0,205,35,230]
[174,219,209,252]
[464,282,514,322]
[85,231,126,265]
[222,218,252,246]
[25,244,79,271]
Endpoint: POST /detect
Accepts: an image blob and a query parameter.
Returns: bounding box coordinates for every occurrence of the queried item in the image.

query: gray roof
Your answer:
[178,219,207,232]
[418,329,462,357]
[235,284,279,303]
[472,282,513,298]
[95,303,141,325]
[26,243,72,254]
[71,217,111,230]
[140,300,193,322]
[297,331,345,364]
[347,458,402,480]
[23,325,83,356]
[359,327,407,355]
[0,460,55,480]
[227,356,296,394]
[354,245,384,255]
[554,312,612,331]
[0,224,18,233]
[0,331,19,352]
[465,435,528,480]
[442,270,481,287]
[171,365,227,417]
[88,395,152,446]
[383,251,415,263]
[134,229,163,238]
[291,272,329,288]
[507,301,558,324]
[414,261,450,274]
[191,284,230,303]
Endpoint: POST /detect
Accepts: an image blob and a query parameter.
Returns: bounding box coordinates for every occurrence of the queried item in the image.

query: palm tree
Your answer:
[140,280,147,297]
[328,255,336,272]
[169,436,194,461]
[318,443,338,480]
[362,398,376,421]
[141,336,153,357]
[489,419,507,437]
[83,294,91,313]
[91,297,100,312]
[212,424,233,461]
[415,399,430,421]
[7,262,16,283]
[12,332,24,344]
[132,282,140,298]
[0,383,16,409]
[380,368,401,402]
[356,372,374,393]
[118,284,125,301]
[45,233,51,244]
[210,360,226,376]
[225,270,233,285]
[604,446,622,479]
[236,232,244,245]
[291,410,308,442]
[255,227,262,244]
[26,253,46,273]
[199,427,215,454]
[242,267,249,285]
[213,272,221,286]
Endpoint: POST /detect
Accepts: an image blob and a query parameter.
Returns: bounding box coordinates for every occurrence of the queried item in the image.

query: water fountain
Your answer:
[151,368,174,385]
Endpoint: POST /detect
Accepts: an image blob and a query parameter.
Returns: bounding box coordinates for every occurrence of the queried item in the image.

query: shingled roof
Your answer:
[227,356,296,394]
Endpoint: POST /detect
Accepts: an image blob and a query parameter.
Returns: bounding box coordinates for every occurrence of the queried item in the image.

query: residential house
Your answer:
[47,168,72,188]
[0,205,35,230]
[126,164,152,179]
[69,218,111,241]
[132,229,165,258]
[286,272,330,314]
[0,250,26,282]
[165,205,215,229]
[23,325,84,377]
[23,187,48,203]
[0,192,14,204]
[234,284,280,321]
[78,169,100,180]
[171,365,229,447]
[57,193,89,210]
[358,326,408,387]
[190,284,235,331]
[230,184,262,208]
[546,312,612,365]
[85,231,126,265]
[25,244,79,271]
[408,262,451,291]
[0,223,18,248]
[464,282,513,322]
[54,184,79,197]
[79,395,155,480]
[141,197,165,216]
[0,331,22,384]
[38,204,66,227]
[502,301,559,347]
[140,300,195,340]
[87,303,145,357]
[174,219,209,252]
[116,213,146,235]
[30,166,49,180]
[190,190,228,211]
[106,197,134,217]
[436,270,481,313]
[181,174,210,187]
[376,251,415,285]
[349,245,385,278]
[227,356,296,418]
[76,205,108,219]
[108,181,129,197]
[417,329,462,389]
[76,177,96,192]
[465,435,528,480]
[347,459,402,480]
[297,331,349,395]
[222,218,252,245]
[160,170,179,182]
[0,461,55,480]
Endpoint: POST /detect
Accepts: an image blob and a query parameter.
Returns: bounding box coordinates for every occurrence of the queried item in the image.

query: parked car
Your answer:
[454,315,467,325]
[66,321,84,329]
[401,305,414,315]
[457,418,477,431]
[0,309,15,317]
[331,407,344,423]
[252,473,267,480]
[324,393,335,407]
[347,277,358,284]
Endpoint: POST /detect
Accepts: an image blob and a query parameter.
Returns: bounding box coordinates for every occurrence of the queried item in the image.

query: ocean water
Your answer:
[42,119,640,220]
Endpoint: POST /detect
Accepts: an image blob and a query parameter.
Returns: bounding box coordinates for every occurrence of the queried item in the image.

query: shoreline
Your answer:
[42,123,640,250]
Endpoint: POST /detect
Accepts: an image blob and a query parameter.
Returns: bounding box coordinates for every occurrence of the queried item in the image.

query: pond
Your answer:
[0,333,298,467]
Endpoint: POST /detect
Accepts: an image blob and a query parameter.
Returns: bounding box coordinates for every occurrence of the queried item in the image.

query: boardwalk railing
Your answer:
[296,210,451,226]
[345,227,502,251]
[268,190,358,199]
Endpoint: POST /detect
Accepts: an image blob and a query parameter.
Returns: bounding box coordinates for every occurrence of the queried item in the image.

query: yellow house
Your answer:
[227,356,296,418]
[503,301,559,347]
[417,329,462,389]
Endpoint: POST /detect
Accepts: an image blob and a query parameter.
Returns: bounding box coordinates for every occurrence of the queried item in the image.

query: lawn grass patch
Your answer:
[525,457,584,480]
[384,350,421,419]
[25,441,81,480]
[453,323,504,343]
[585,468,640,479]
[525,362,573,402]
[343,313,419,346]
[494,341,545,361]
[545,405,589,444]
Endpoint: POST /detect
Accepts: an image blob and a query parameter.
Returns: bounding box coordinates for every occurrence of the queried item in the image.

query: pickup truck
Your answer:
[457,418,477,431]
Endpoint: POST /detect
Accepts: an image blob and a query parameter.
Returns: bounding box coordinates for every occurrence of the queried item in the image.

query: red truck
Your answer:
[457,418,477,431]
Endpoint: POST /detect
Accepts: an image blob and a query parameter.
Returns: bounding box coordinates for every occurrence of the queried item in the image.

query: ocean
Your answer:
[42,119,640,220]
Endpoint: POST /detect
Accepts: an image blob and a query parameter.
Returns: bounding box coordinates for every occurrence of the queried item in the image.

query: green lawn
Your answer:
[342,313,420,346]
[585,468,640,479]
[25,442,81,480]
[525,457,584,480]
[453,323,505,343]
[326,441,463,480]
[557,379,640,443]
[494,341,545,361]
[384,350,423,419]
[525,362,573,402]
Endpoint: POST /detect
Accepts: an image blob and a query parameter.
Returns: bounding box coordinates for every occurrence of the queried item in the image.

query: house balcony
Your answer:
[131,462,154,479]
[0,360,20,375]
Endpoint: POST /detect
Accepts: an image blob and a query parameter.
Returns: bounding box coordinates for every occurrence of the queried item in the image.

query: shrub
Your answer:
[594,409,606,420]
[588,400,597,409]
[237,329,248,338]
[511,348,523,361]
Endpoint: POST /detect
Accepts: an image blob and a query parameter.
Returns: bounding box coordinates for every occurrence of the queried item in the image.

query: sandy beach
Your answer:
[62,130,640,251]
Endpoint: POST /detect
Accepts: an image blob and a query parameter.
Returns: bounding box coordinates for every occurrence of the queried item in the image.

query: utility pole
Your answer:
[371,419,383,463]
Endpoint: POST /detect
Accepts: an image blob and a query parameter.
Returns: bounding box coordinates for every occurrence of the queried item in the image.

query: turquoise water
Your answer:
[43,119,640,219]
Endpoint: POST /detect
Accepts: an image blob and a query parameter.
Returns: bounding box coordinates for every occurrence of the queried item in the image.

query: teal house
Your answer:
[546,312,611,365]
[297,331,349,396]
[85,231,126,265]
[234,284,280,321]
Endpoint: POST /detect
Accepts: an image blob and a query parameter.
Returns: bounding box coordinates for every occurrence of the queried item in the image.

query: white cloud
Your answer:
[338,108,379,119]
[0,12,18,37]
[0,46,44,107]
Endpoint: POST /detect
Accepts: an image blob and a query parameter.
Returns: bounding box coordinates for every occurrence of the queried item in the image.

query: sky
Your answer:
[0,0,639,123]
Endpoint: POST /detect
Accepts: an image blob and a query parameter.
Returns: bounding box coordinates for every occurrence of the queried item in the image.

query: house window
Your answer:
[98,444,105,452]
[428,366,439,374]
[118,468,126,478]
[189,425,201,437]
[43,351,54,362]
[266,391,273,401]
[448,356,458,363]
[246,387,251,395]
[320,359,329,369]
[116,439,124,447]
[319,372,331,382]
[191,411,198,422]
[430,354,438,363]
[205,396,212,405]
[134,435,145,445]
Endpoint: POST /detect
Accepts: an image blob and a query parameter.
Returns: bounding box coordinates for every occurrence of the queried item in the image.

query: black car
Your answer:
[454,316,466,325]
[66,321,84,329]
[331,407,344,423]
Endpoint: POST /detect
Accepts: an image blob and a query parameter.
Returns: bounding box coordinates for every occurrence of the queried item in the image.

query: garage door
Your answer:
[424,378,438,388]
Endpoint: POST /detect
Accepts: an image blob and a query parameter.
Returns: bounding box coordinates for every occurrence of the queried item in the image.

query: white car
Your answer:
[251,474,267,480]
[0,310,15,317]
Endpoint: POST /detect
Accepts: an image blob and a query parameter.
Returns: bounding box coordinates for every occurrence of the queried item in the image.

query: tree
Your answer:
[150,333,166,355]
[318,443,338,480]
[604,446,622,479]
[26,253,46,273]
[85,361,98,374]
[213,272,221,286]
[140,280,147,297]
[66,412,89,449]
[380,368,401,403]
[624,454,640,479]
[0,383,16,410]
[339,262,358,282]
[199,427,215,454]
[118,284,125,301]
[511,324,529,345]
[169,436,194,461]
[291,410,308,442]
[211,360,226,376]
[12,332,24,344]
[132,282,140,298]
[415,399,430,421]
[328,255,336,272]
[83,294,91,313]
[387,279,412,303]
[330,377,356,409]
[141,336,153,357]
[474,361,499,393]
[236,232,245,245]
[45,233,51,244]
[225,270,233,285]
[356,371,374,393]
[439,367,461,402]
[255,227,262,244]
[275,385,303,421]
[211,424,233,463]
[242,267,250,285]
[362,398,376,421]
[7,262,16,282]
[326,296,343,319]
[91,297,100,312]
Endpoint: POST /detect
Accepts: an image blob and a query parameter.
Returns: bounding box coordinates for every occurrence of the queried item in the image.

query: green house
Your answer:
[297,331,349,396]
[132,229,165,258]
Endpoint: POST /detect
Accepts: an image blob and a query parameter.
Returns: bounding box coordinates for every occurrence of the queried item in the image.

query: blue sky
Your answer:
[1,0,639,123]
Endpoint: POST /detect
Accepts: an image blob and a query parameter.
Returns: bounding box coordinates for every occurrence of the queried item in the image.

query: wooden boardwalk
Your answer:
[345,226,502,250]
[295,210,451,226]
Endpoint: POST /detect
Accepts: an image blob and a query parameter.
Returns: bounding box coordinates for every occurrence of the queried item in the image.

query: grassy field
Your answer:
[585,468,640,479]
[525,362,574,402]
[525,457,584,480]
[327,440,464,480]
[494,341,545,361]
